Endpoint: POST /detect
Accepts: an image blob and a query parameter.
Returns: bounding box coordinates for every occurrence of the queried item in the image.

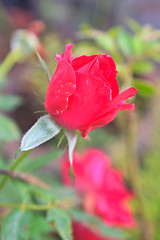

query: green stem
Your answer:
[125,111,153,240]
[0,150,32,191]
[0,202,56,211]
[0,49,22,84]
[0,141,3,159]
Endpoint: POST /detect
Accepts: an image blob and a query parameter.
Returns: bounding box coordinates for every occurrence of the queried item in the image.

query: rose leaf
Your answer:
[20,115,62,151]
[36,52,51,81]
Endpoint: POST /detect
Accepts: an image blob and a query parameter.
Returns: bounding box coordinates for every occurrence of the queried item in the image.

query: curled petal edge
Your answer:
[80,87,138,137]
[56,44,74,62]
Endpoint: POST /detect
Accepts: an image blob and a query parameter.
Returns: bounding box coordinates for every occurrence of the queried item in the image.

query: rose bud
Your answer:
[45,44,138,137]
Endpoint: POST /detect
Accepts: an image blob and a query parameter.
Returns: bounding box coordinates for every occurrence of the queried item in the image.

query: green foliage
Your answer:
[116,31,133,56]
[77,19,160,102]
[96,34,115,52]
[0,17,160,240]
[0,156,6,169]
[20,115,62,151]
[47,207,73,240]
[0,49,23,85]
[1,209,54,240]
[140,149,160,240]
[132,35,144,56]
[36,52,51,81]
[0,95,23,111]
[29,214,52,240]
[18,149,62,172]
[0,114,21,141]
[131,61,154,74]
[1,210,32,240]
[69,209,125,239]
[133,79,156,97]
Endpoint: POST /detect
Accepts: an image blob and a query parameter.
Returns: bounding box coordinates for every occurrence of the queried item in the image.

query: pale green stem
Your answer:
[0,150,32,192]
[0,141,3,159]
[125,111,153,240]
[0,49,23,84]
[0,202,56,211]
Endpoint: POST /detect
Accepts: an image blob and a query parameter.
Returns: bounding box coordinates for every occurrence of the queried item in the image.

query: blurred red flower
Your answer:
[72,221,114,240]
[45,44,138,137]
[62,149,135,228]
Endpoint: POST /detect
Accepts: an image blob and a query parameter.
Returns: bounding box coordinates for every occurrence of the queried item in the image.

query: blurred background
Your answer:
[0,0,160,144]
[0,1,160,240]
[1,0,160,37]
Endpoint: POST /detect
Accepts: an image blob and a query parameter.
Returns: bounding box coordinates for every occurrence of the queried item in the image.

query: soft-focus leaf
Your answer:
[20,115,62,151]
[133,79,156,97]
[36,52,51,81]
[69,209,125,239]
[96,34,115,52]
[29,214,52,239]
[18,149,62,172]
[1,209,32,240]
[47,207,72,240]
[0,114,21,141]
[127,18,142,33]
[108,26,122,38]
[0,156,6,169]
[74,42,100,56]
[132,61,154,74]
[0,181,22,202]
[116,31,133,56]
[64,129,77,165]
[0,95,23,111]
[13,181,32,203]
[146,40,160,61]
[22,185,76,204]
[19,185,56,204]
[132,35,144,56]
[49,186,77,202]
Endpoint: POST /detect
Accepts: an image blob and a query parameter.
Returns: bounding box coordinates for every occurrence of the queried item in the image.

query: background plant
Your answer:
[0,6,160,239]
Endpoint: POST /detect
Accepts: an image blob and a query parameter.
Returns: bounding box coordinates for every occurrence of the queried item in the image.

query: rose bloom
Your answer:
[62,149,135,228]
[45,44,138,137]
[72,221,114,240]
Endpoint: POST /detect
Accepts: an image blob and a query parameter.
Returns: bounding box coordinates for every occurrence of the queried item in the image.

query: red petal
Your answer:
[94,193,135,227]
[73,221,110,240]
[80,108,120,137]
[56,44,74,62]
[45,59,76,115]
[85,55,119,98]
[100,55,119,97]
[97,87,138,116]
[120,102,135,111]
[89,57,112,91]
[72,53,119,98]
[54,72,112,129]
[72,55,97,72]
[80,87,138,137]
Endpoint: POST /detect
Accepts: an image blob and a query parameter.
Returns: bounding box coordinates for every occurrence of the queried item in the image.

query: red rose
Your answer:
[62,149,111,192]
[72,221,114,240]
[45,44,138,137]
[62,149,135,228]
